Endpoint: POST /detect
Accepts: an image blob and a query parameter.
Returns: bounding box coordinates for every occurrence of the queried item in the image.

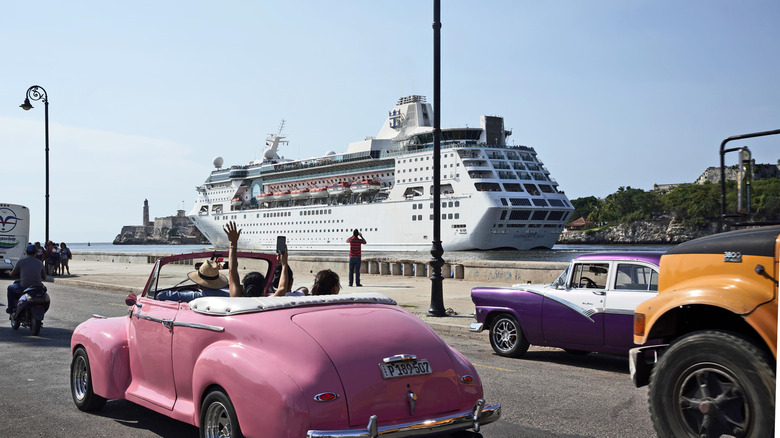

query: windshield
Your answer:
[146,255,272,297]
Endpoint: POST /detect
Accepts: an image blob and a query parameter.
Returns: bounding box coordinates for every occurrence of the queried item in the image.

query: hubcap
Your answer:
[493,319,517,352]
[205,401,233,438]
[676,364,749,438]
[72,356,88,401]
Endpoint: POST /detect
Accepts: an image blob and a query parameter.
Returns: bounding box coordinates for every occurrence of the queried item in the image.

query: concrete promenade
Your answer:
[58,253,568,336]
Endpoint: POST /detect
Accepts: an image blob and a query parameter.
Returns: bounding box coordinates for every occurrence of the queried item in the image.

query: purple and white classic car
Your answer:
[69,251,499,438]
[470,252,663,358]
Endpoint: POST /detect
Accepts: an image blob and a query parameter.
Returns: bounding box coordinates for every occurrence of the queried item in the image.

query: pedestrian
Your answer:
[59,242,72,275]
[346,229,366,287]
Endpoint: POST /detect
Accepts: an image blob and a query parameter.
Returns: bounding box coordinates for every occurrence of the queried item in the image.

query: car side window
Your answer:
[614,264,658,291]
[569,263,608,289]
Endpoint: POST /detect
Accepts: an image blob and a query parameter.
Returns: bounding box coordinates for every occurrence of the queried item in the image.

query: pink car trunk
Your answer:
[293,306,462,427]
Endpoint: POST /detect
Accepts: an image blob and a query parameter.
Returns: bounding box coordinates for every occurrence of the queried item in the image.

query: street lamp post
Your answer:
[20,85,50,244]
[428,0,447,317]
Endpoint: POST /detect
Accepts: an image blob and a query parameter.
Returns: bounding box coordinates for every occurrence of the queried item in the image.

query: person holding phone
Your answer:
[223,221,267,297]
[346,229,367,287]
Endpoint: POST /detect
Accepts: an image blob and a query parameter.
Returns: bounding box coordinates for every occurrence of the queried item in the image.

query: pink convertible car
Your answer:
[70,251,499,437]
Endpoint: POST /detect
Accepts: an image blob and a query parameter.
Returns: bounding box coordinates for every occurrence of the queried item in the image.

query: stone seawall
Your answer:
[72,251,568,285]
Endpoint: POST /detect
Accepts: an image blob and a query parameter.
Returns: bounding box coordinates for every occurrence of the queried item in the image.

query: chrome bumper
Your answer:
[307,398,500,438]
[469,322,484,333]
[628,344,668,388]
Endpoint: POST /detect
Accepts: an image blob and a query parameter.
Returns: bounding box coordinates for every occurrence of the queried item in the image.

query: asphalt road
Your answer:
[0,280,655,437]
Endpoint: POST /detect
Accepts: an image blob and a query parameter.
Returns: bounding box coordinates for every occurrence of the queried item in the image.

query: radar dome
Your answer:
[326,151,336,156]
[264,148,276,160]
[213,157,224,168]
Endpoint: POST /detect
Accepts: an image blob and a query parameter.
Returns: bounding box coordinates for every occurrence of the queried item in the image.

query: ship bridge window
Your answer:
[548,199,565,207]
[503,183,524,192]
[532,211,548,221]
[512,162,526,170]
[532,199,548,207]
[510,198,532,206]
[539,184,555,194]
[509,210,531,221]
[492,161,511,170]
[523,184,541,195]
[469,170,495,179]
[547,211,566,221]
[498,171,517,180]
[475,182,501,191]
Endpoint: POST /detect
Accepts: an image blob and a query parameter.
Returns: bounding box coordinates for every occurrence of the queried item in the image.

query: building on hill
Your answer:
[695,160,780,185]
[114,201,208,245]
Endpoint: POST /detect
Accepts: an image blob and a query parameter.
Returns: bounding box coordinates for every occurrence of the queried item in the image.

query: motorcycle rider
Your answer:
[6,244,46,315]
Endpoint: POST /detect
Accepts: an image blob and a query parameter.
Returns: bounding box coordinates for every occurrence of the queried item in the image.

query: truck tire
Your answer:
[648,330,775,438]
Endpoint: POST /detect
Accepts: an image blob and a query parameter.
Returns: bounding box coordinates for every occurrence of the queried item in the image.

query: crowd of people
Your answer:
[28,241,72,276]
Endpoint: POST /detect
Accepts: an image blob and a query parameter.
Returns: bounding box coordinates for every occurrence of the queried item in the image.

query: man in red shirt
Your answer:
[346,229,367,287]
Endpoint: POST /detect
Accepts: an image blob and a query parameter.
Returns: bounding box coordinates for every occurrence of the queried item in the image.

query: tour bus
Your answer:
[0,203,30,272]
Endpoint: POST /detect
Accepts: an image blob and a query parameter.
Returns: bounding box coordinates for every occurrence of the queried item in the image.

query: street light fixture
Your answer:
[20,85,50,245]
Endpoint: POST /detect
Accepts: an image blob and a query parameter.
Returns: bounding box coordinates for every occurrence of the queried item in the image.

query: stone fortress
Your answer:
[113,200,208,245]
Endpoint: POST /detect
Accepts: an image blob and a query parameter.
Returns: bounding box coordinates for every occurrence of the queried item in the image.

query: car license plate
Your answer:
[379,359,432,379]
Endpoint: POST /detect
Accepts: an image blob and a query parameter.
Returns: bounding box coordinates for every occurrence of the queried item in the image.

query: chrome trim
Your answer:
[383,354,416,364]
[306,399,500,438]
[91,314,108,319]
[469,322,484,332]
[172,321,225,332]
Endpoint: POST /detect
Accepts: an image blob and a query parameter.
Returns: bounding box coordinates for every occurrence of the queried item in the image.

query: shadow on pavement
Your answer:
[92,399,199,437]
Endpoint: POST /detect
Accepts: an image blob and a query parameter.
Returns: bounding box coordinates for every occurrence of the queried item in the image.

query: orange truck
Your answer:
[630,130,779,437]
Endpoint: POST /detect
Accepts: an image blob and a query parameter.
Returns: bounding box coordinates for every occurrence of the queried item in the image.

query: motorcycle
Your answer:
[5,258,50,336]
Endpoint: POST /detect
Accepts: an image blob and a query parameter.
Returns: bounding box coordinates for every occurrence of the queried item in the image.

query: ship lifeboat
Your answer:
[257,193,273,202]
[327,181,351,196]
[290,188,310,199]
[272,190,291,201]
[309,187,329,198]
[231,196,244,207]
[351,179,381,194]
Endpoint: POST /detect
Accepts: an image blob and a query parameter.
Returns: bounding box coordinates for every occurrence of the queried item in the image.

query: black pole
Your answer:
[20,85,50,245]
[428,0,446,317]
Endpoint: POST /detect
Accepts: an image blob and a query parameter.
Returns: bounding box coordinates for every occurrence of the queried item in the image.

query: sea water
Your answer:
[68,242,674,263]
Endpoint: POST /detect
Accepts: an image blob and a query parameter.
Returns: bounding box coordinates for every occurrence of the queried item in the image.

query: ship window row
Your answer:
[410,201,461,210]
[410,213,461,221]
[498,209,571,222]
[242,227,378,234]
[262,211,292,218]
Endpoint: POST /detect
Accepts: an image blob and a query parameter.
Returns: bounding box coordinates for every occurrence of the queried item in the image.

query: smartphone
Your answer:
[276,235,286,254]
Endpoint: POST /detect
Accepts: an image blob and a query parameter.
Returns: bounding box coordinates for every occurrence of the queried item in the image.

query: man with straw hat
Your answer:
[156,259,229,302]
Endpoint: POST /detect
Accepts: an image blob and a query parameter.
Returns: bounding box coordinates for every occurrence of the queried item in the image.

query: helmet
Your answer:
[26,244,36,254]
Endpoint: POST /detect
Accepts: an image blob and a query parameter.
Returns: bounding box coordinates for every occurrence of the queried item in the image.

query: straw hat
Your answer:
[188,259,228,289]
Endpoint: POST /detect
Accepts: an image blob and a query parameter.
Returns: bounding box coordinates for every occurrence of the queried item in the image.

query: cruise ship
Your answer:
[188,96,574,251]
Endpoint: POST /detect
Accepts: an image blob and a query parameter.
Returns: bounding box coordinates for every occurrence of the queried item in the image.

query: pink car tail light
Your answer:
[313,392,340,402]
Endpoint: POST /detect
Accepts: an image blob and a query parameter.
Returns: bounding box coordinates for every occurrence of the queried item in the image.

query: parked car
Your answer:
[70,251,499,438]
[470,252,663,358]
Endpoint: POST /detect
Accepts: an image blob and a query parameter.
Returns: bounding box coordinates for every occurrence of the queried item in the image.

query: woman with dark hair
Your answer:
[223,221,266,297]
[311,269,341,295]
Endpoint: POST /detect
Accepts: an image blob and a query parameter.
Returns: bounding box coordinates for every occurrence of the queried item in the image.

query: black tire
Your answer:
[30,318,42,336]
[201,389,242,438]
[71,347,107,411]
[648,330,775,438]
[489,314,530,358]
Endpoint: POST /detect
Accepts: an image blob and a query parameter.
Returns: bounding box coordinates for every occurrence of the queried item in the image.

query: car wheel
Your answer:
[201,389,242,438]
[71,347,107,411]
[648,330,775,438]
[489,314,529,358]
[30,318,42,336]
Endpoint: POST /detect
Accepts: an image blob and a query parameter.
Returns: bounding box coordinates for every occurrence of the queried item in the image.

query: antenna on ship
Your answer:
[263,119,288,162]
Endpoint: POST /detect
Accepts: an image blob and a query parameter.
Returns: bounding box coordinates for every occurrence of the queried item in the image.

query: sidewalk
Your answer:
[52,259,495,337]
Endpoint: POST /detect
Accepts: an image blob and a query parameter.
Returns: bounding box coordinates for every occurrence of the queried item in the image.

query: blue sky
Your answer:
[1,1,778,243]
